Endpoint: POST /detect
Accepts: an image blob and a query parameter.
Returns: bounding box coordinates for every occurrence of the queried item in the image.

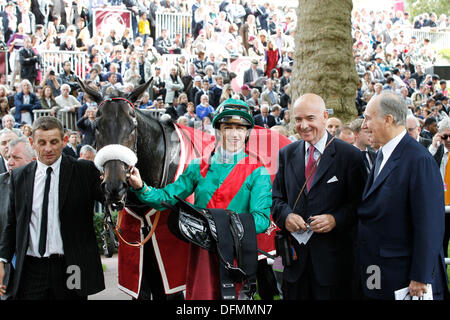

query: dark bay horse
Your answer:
[78,79,186,299]
[77,79,288,300]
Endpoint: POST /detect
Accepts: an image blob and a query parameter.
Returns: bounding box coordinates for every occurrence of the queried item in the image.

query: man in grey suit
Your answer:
[0,137,35,299]
[243,59,265,92]
[261,79,280,107]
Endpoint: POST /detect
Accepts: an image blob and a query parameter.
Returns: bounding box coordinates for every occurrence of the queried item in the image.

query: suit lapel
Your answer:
[24,162,37,227]
[289,140,306,189]
[363,134,409,200]
[59,155,74,213]
[309,134,336,191]
[0,156,7,174]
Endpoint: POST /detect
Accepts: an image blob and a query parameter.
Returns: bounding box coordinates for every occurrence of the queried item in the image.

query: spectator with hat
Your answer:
[239,84,251,101]
[243,59,265,92]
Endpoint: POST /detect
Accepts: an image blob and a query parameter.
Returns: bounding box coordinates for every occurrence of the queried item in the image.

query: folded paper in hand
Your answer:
[394,284,433,300]
[291,228,313,245]
[254,76,267,87]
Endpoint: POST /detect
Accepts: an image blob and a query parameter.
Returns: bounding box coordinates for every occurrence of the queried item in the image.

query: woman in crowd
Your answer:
[265,40,280,78]
[39,85,59,116]
[0,97,10,128]
[219,83,233,104]
[184,101,200,125]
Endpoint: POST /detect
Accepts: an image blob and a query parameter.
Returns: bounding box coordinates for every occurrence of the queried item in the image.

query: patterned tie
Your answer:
[362,150,371,173]
[445,153,450,205]
[373,149,384,181]
[305,144,317,191]
[39,167,53,257]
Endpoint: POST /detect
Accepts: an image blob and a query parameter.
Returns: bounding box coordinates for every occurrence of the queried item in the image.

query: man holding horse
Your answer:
[0,116,105,300]
[128,99,272,300]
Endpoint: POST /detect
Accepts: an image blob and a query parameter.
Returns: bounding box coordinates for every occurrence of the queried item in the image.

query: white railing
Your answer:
[402,28,450,52]
[32,109,53,120]
[158,54,196,79]
[40,50,89,80]
[57,109,79,131]
[32,109,78,131]
[155,12,192,42]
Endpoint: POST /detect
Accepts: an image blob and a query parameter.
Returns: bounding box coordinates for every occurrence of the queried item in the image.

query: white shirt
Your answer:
[428,143,448,181]
[27,156,64,257]
[378,130,407,173]
[304,131,328,164]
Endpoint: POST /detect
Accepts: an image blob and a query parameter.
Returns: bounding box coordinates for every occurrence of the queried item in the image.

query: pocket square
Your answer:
[327,176,338,183]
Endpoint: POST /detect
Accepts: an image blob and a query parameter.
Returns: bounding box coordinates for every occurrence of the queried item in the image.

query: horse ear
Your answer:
[76,77,103,104]
[127,77,153,104]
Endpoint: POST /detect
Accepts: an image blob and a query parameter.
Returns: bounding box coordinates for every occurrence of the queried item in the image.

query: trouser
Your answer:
[256,259,280,300]
[282,256,339,300]
[17,255,85,300]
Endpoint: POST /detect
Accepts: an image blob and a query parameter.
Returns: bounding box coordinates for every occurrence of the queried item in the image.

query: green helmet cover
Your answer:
[212,98,254,129]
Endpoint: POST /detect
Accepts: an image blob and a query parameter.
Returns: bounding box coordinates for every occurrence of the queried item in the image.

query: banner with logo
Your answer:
[93,8,132,39]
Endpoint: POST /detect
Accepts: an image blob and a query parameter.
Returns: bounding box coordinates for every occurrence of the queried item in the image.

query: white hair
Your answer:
[438,117,450,132]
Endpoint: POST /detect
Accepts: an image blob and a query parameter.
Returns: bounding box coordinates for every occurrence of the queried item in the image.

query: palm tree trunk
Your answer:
[290,0,359,123]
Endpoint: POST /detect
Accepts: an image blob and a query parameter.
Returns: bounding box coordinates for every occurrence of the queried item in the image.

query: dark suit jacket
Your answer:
[194,89,214,108]
[254,114,276,128]
[62,144,82,159]
[0,155,105,297]
[19,47,39,80]
[0,172,12,300]
[433,144,445,166]
[0,156,7,174]
[419,130,433,141]
[419,136,432,149]
[357,133,448,299]
[271,133,367,288]
[76,118,96,146]
[13,92,41,124]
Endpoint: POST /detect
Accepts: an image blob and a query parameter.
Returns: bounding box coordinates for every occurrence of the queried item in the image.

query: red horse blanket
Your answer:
[117,124,291,297]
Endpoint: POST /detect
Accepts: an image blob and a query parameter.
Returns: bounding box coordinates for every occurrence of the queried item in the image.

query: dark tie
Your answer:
[362,150,371,172]
[39,167,53,257]
[373,149,384,181]
[305,144,317,191]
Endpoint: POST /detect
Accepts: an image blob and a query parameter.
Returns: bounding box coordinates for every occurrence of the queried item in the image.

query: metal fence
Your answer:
[40,50,89,80]
[402,28,450,52]
[155,12,192,42]
[33,109,78,131]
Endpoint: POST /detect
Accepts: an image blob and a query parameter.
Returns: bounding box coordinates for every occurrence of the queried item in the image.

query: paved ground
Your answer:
[89,254,132,300]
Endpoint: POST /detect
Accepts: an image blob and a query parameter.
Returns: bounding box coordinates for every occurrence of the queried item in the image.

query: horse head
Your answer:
[78,78,152,211]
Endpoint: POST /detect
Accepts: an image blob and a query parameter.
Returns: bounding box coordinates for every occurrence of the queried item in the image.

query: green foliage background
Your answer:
[404,0,449,20]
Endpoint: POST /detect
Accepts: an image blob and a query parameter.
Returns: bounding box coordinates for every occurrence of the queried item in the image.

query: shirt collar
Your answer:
[36,155,62,175]
[305,131,328,155]
[380,130,407,161]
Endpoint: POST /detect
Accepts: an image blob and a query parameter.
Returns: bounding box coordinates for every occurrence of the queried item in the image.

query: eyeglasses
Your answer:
[441,134,450,140]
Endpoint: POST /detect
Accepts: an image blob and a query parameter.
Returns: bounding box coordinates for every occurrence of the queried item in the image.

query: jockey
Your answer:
[127,98,272,300]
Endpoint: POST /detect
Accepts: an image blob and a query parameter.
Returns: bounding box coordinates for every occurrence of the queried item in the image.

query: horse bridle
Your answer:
[97,96,171,247]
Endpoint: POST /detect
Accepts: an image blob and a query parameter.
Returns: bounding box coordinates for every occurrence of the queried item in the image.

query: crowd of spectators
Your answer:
[0,0,448,148]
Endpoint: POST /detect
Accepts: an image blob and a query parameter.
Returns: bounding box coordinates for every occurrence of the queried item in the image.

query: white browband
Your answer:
[94,144,138,172]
